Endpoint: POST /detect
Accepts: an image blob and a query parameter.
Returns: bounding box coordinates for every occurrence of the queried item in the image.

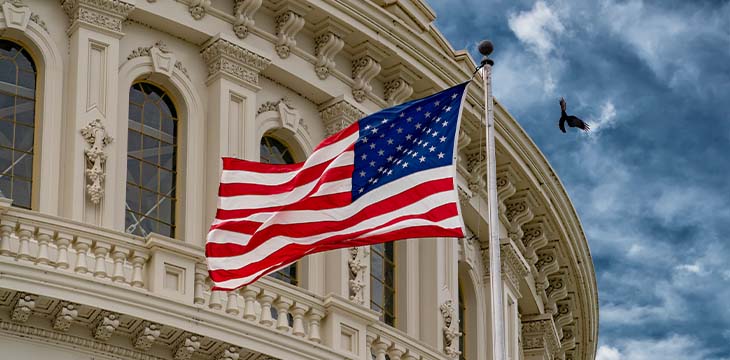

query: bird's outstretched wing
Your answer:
[559,117,566,133]
[560,97,567,112]
[572,116,591,132]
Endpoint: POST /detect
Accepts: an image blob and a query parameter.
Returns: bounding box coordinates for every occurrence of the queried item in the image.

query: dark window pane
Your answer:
[140,217,155,236]
[371,253,383,278]
[159,168,173,194]
[161,115,175,136]
[159,147,175,170]
[13,153,32,179]
[159,196,172,223]
[143,101,160,130]
[140,188,156,213]
[0,59,15,85]
[12,179,30,208]
[18,70,34,90]
[0,119,12,147]
[0,93,13,117]
[15,124,33,152]
[0,176,10,199]
[129,104,142,123]
[158,223,172,237]
[161,96,177,118]
[126,184,140,212]
[127,157,140,183]
[0,147,11,174]
[130,86,144,104]
[141,162,158,189]
[128,130,141,153]
[371,279,383,308]
[15,97,33,125]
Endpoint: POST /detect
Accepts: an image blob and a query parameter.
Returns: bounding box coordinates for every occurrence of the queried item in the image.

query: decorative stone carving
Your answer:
[439,300,461,358]
[201,37,271,90]
[521,314,561,358]
[217,345,241,360]
[173,334,201,360]
[521,221,549,265]
[496,167,517,214]
[351,55,381,103]
[274,9,305,58]
[257,98,292,115]
[502,191,536,241]
[60,0,135,35]
[314,32,343,79]
[133,322,161,350]
[457,186,470,207]
[481,240,529,297]
[29,12,47,32]
[127,42,189,79]
[466,149,486,194]
[348,246,369,305]
[52,302,78,331]
[93,311,120,341]
[80,119,113,205]
[233,0,262,39]
[11,293,35,322]
[382,64,417,106]
[1,1,30,31]
[188,0,210,20]
[319,98,365,136]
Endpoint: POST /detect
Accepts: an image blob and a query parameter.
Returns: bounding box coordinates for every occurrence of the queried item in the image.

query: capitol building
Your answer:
[0,1,597,359]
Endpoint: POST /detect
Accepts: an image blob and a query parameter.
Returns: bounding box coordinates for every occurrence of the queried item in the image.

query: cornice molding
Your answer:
[60,0,134,36]
[200,36,271,90]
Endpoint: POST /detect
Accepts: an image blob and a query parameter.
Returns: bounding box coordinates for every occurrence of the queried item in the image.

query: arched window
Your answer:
[0,40,36,209]
[371,242,395,325]
[459,280,467,360]
[125,82,178,238]
[260,134,298,286]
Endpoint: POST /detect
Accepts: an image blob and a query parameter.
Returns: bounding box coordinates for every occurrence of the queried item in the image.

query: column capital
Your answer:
[200,35,271,90]
[60,0,134,37]
[521,314,561,359]
[319,96,366,136]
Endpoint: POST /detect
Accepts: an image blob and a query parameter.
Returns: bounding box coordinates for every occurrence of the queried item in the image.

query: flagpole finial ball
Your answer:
[478,40,493,56]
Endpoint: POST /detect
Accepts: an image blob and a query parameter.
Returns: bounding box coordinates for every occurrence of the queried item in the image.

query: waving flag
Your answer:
[206,82,469,290]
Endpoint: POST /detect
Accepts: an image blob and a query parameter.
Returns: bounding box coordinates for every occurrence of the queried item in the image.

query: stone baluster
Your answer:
[403,350,420,360]
[209,288,223,310]
[74,238,92,274]
[0,220,14,256]
[258,290,275,327]
[371,336,390,360]
[193,265,207,305]
[130,251,148,288]
[387,343,406,360]
[35,228,53,265]
[226,291,240,315]
[241,286,258,321]
[307,307,324,343]
[274,296,293,332]
[55,232,73,269]
[366,333,376,359]
[15,223,33,261]
[290,302,309,337]
[92,242,111,279]
[110,246,129,283]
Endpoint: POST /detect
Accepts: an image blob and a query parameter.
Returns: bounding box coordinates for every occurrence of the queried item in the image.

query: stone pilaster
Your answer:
[60,0,133,228]
[200,34,271,226]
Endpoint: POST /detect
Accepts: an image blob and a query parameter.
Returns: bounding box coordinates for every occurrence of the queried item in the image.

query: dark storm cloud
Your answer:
[427,0,730,358]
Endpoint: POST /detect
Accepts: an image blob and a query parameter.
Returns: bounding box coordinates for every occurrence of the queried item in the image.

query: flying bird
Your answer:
[559,97,590,133]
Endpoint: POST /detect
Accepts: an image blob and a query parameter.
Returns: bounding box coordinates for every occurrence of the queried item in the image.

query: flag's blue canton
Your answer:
[352,82,468,200]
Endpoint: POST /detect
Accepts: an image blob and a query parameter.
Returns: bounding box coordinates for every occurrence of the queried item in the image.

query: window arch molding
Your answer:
[458,260,488,360]
[255,100,314,159]
[0,8,63,214]
[116,53,204,244]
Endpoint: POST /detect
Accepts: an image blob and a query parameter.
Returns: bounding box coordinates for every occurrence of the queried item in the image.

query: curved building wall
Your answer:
[0,1,597,360]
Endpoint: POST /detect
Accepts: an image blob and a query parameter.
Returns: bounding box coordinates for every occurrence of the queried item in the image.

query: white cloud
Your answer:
[597,345,622,360]
[675,263,703,275]
[587,101,617,135]
[508,1,565,59]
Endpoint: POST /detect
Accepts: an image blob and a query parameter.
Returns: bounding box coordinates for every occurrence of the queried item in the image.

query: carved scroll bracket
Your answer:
[188,0,211,20]
[382,64,418,106]
[233,0,262,39]
[351,42,387,103]
[313,19,350,80]
[81,119,113,205]
[273,2,309,59]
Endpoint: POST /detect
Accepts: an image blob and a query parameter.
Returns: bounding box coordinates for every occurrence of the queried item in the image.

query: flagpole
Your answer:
[479,40,505,360]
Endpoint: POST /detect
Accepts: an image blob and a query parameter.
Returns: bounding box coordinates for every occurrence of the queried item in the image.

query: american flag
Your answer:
[206,82,469,290]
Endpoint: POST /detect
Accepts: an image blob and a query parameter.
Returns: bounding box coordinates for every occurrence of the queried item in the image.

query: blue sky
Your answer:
[426,0,730,358]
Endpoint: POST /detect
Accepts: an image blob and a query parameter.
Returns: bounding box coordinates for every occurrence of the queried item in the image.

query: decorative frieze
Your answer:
[188,0,210,20]
[52,302,78,331]
[133,322,161,350]
[439,300,461,359]
[319,98,365,136]
[93,311,120,341]
[522,314,561,358]
[11,293,36,323]
[274,8,305,59]
[233,0,262,39]
[60,0,134,35]
[81,118,112,205]
[348,246,369,305]
[201,37,271,90]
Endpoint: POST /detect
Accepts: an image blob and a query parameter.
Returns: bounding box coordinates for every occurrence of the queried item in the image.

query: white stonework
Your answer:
[0,1,598,360]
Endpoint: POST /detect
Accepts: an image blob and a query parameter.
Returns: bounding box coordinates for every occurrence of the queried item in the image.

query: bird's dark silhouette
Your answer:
[559,97,590,133]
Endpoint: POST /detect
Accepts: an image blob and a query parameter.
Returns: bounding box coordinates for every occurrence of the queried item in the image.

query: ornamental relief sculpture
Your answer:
[348,246,369,305]
[440,300,462,359]
[233,0,262,39]
[81,119,113,205]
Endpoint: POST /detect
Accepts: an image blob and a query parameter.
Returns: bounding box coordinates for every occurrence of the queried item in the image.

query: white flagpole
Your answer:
[479,40,505,360]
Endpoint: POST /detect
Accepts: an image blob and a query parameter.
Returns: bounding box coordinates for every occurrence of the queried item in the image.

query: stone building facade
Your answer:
[0,1,598,359]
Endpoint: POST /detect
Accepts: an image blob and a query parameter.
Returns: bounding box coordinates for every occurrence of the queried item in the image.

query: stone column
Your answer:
[419,237,459,349]
[319,98,367,301]
[59,0,134,227]
[200,34,270,226]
